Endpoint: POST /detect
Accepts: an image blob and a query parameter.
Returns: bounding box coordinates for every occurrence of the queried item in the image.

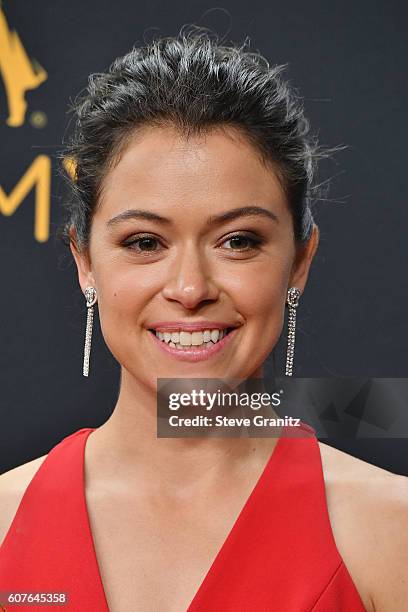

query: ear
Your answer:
[289,224,320,293]
[69,226,97,295]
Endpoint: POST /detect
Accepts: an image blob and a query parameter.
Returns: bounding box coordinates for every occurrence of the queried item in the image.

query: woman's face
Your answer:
[71,124,318,389]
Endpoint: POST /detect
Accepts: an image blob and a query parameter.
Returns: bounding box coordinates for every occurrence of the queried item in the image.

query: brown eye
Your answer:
[136,237,158,251]
[222,233,263,251]
[123,234,162,253]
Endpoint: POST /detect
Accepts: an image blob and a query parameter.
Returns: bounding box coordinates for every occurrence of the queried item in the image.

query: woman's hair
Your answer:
[57,26,340,253]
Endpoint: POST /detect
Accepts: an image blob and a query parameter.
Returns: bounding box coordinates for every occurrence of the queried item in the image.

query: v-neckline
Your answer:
[80,426,289,611]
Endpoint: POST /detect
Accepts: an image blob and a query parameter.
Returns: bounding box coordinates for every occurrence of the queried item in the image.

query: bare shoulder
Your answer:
[319,441,408,612]
[0,454,48,548]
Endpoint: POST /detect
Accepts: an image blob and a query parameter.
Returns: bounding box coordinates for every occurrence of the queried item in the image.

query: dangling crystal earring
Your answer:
[83,286,97,377]
[285,287,301,376]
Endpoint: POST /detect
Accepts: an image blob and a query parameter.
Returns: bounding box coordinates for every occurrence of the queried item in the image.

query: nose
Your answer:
[161,243,220,309]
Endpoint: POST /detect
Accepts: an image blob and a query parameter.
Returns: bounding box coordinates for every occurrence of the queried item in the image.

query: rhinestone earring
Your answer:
[285,287,301,376]
[83,286,97,377]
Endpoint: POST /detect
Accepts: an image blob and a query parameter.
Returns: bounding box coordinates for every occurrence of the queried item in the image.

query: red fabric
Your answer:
[0,424,367,611]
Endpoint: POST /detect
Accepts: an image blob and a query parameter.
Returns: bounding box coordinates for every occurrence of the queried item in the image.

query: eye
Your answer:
[122,231,264,255]
[221,233,263,251]
[122,234,163,253]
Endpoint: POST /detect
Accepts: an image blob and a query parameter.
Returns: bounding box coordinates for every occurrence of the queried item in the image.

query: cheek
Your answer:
[92,263,150,346]
[95,259,157,310]
[224,263,289,373]
[95,278,146,370]
[228,261,289,320]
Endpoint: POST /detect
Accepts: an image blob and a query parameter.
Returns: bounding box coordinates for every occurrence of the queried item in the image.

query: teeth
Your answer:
[153,328,230,347]
[210,330,220,343]
[191,331,204,346]
[179,331,192,346]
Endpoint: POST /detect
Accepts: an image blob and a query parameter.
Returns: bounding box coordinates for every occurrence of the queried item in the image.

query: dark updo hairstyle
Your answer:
[57,25,341,253]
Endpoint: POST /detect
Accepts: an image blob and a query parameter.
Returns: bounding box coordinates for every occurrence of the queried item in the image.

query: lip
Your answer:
[148,321,237,332]
[147,327,239,362]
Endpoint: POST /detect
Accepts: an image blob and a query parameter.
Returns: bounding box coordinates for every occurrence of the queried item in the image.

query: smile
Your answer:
[152,327,232,347]
[147,327,238,362]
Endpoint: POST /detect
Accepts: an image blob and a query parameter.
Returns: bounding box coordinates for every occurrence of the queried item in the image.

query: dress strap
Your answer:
[0,428,108,611]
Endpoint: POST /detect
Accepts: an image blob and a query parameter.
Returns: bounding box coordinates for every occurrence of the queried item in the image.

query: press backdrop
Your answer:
[1,0,407,474]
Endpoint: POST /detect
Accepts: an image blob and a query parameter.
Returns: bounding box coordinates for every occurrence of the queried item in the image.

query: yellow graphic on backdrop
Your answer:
[0,155,51,242]
[63,156,77,181]
[0,7,47,127]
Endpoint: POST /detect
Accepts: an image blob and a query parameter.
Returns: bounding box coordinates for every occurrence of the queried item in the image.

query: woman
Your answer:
[1,29,407,611]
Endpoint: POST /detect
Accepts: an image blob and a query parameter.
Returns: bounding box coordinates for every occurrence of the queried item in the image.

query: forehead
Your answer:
[96,124,288,221]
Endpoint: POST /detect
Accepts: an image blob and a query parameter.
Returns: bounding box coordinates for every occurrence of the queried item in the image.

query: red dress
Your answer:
[0,423,367,611]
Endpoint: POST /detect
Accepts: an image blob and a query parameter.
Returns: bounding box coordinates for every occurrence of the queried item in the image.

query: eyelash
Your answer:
[122,232,264,254]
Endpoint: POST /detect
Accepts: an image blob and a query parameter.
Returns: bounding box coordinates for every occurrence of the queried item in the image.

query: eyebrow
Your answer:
[106,205,279,228]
